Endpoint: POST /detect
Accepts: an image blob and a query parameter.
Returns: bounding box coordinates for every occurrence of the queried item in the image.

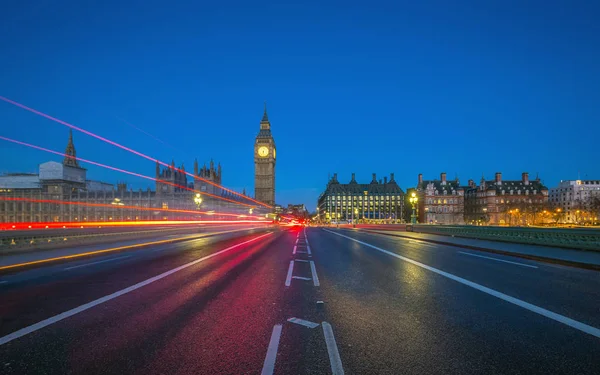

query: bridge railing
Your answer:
[0,226,208,253]
[407,224,600,251]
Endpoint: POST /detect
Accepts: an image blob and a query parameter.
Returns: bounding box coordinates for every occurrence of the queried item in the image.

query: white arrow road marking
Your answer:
[287,317,320,328]
[292,276,312,281]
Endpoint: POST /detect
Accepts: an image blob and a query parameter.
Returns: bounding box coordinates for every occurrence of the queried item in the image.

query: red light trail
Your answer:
[0,96,272,209]
[0,135,255,208]
[0,197,265,221]
[0,220,270,231]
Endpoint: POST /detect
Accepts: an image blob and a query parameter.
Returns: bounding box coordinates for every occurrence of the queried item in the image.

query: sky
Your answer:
[1,0,599,211]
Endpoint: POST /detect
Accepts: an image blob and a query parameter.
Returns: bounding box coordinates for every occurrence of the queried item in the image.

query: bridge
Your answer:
[1,222,599,374]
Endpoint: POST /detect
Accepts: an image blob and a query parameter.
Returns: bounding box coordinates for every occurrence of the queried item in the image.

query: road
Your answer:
[1,227,599,374]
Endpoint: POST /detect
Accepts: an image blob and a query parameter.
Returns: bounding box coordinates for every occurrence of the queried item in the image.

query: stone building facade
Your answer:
[317,173,404,223]
[416,173,465,224]
[0,131,256,223]
[464,172,548,225]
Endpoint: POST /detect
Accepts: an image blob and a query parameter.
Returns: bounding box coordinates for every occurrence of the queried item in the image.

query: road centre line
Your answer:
[0,232,273,346]
[310,261,320,287]
[64,255,132,270]
[293,245,297,254]
[261,324,282,375]
[295,238,298,244]
[323,229,600,339]
[295,259,309,263]
[285,261,295,287]
[458,251,538,269]
[307,245,312,255]
[322,322,345,375]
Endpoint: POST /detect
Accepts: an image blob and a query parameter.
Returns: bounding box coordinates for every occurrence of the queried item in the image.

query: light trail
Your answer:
[0,228,269,271]
[0,197,265,221]
[0,96,272,208]
[0,135,255,208]
[0,220,270,231]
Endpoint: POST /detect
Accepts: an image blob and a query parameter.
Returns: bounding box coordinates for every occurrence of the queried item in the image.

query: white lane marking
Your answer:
[292,276,312,281]
[0,281,7,285]
[63,255,132,270]
[309,261,320,287]
[293,245,297,254]
[295,239,298,244]
[0,232,273,346]
[295,259,309,263]
[261,324,282,375]
[324,229,600,339]
[307,245,312,255]
[322,322,344,375]
[458,251,538,269]
[285,261,294,287]
[296,250,307,254]
[287,317,319,328]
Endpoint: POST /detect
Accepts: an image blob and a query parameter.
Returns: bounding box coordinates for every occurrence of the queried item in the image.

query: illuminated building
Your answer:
[254,104,276,207]
[416,173,465,225]
[549,179,600,223]
[0,131,254,223]
[317,173,404,223]
[464,172,548,225]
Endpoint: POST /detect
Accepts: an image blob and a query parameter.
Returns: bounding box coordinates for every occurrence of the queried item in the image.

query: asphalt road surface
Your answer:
[1,227,599,374]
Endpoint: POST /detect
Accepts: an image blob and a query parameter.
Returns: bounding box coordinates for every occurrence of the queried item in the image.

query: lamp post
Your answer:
[353,208,358,228]
[409,192,418,224]
[194,193,202,208]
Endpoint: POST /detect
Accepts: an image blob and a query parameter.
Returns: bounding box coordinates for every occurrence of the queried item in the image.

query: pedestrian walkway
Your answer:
[357,229,600,270]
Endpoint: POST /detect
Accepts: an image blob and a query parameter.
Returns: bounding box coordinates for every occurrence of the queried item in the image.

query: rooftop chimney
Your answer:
[351,172,356,183]
[390,173,395,181]
[372,173,377,183]
[333,173,338,183]
[384,176,388,184]
[495,172,502,184]
[418,173,423,185]
[522,172,529,185]
[441,172,447,184]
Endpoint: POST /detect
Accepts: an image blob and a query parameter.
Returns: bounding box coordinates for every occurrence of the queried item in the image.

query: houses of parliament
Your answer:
[0,107,276,223]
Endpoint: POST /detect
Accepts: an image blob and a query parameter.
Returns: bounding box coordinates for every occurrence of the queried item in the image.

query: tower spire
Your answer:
[63,129,80,167]
[261,101,269,122]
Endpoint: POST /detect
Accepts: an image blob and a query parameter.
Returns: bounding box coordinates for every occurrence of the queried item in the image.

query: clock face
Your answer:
[258,146,269,157]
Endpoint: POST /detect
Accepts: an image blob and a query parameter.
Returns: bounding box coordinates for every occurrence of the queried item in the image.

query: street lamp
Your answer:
[353,208,358,228]
[194,193,202,208]
[409,192,418,224]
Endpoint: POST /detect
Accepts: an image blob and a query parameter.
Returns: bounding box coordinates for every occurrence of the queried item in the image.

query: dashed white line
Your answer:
[324,229,600,339]
[295,238,298,244]
[287,317,319,328]
[309,261,320,287]
[64,255,132,270]
[261,324,282,375]
[292,276,312,281]
[323,322,345,375]
[293,245,297,254]
[285,261,295,287]
[458,251,538,269]
[0,232,273,346]
[307,245,312,255]
[295,259,309,263]
[0,281,7,285]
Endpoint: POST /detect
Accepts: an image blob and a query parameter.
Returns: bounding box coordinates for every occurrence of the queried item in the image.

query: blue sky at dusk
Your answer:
[1,1,599,211]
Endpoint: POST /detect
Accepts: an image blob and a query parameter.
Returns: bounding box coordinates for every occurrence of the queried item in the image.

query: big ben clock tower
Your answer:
[254,103,276,206]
